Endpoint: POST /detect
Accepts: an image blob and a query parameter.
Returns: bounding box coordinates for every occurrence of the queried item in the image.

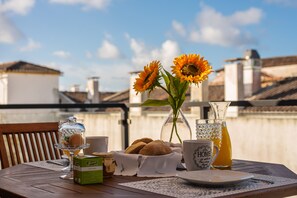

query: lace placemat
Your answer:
[25,159,68,172]
[120,174,297,198]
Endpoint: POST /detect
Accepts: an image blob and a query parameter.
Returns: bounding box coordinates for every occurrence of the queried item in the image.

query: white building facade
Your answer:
[0,61,61,123]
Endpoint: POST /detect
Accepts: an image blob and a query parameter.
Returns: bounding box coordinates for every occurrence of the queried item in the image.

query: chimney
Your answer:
[224,60,244,117]
[190,80,208,116]
[243,49,262,97]
[87,77,100,103]
[129,71,146,115]
[70,84,80,92]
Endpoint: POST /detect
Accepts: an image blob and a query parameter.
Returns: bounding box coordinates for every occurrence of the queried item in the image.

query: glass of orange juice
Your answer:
[196,119,222,160]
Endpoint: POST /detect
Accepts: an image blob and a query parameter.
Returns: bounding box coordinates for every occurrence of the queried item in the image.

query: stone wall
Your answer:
[227,114,297,173]
[76,111,297,173]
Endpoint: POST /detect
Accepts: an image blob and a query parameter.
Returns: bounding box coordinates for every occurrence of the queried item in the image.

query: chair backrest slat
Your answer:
[18,133,27,162]
[23,132,33,162]
[12,133,21,164]
[6,134,17,166]
[50,131,60,159]
[0,122,61,169]
[45,132,55,159]
[29,133,38,161]
[34,133,42,161]
[40,132,49,160]
[0,134,9,168]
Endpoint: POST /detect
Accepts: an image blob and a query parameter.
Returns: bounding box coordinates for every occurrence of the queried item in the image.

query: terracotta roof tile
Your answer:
[215,55,297,73]
[102,89,129,103]
[241,106,297,113]
[62,91,116,103]
[0,61,61,75]
[243,77,297,112]
[250,77,297,100]
[262,56,297,68]
[62,91,88,103]
[210,71,282,88]
[208,85,224,101]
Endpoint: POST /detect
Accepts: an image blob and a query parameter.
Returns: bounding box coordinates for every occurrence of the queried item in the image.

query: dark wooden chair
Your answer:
[0,122,62,169]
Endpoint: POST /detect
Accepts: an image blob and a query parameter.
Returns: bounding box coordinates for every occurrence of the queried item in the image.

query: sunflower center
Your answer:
[144,73,151,84]
[181,64,200,76]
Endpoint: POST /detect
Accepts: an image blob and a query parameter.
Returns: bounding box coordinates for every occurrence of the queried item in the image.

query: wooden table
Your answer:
[0,159,297,198]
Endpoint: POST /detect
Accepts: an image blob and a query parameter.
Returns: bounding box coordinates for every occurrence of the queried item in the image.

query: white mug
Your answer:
[183,139,219,171]
[84,136,108,155]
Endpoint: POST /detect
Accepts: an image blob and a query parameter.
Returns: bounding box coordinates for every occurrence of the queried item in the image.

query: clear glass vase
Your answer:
[209,102,232,168]
[160,109,192,144]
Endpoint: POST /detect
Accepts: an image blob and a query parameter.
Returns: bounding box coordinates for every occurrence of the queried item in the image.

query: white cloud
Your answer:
[97,40,121,59]
[151,40,181,69]
[0,14,23,43]
[172,20,186,37]
[173,5,263,47]
[91,62,131,91]
[264,0,297,7]
[127,35,181,69]
[0,0,34,44]
[56,37,181,92]
[49,0,111,11]
[129,37,151,67]
[0,0,35,15]
[19,38,41,51]
[50,61,131,91]
[53,50,71,58]
[230,8,263,25]
[85,51,93,59]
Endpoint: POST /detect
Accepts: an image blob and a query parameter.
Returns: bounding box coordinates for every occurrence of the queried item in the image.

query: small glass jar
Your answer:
[55,117,89,180]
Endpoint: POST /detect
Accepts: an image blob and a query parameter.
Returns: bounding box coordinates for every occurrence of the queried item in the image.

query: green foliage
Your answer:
[141,99,169,106]
[141,67,190,116]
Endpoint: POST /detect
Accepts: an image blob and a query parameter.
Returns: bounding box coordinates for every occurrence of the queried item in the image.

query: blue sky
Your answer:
[1,0,297,91]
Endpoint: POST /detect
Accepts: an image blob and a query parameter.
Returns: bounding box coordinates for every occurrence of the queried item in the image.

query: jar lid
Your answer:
[59,116,85,134]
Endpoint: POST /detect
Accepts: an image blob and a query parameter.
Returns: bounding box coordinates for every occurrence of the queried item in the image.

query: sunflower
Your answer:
[133,60,160,94]
[171,54,212,84]
[133,54,212,143]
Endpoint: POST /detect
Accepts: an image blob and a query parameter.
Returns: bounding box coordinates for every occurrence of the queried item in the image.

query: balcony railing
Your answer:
[0,103,130,149]
[1,99,297,148]
[186,99,297,119]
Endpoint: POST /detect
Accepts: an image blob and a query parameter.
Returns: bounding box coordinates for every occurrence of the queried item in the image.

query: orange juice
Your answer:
[211,137,222,151]
[63,149,80,157]
[212,124,232,168]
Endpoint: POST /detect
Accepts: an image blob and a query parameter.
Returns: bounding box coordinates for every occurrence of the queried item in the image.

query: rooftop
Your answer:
[61,91,116,104]
[0,61,62,75]
[262,56,297,68]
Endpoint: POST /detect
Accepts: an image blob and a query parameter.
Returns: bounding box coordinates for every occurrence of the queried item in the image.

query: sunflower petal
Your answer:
[171,54,212,84]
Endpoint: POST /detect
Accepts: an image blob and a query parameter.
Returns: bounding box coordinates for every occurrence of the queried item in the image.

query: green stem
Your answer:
[175,111,182,144]
[169,119,174,142]
[159,84,178,112]
[159,84,174,99]
[170,110,182,144]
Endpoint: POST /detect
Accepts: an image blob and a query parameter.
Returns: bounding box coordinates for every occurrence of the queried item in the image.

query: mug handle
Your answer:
[211,145,219,164]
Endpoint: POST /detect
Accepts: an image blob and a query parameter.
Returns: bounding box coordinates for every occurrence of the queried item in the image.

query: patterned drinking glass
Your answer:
[196,119,222,152]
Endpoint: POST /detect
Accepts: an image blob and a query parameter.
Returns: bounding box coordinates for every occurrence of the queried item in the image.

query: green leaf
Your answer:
[178,81,189,98]
[141,99,169,106]
[168,78,179,98]
[168,95,176,109]
[176,97,185,110]
[164,69,173,79]
[161,71,170,88]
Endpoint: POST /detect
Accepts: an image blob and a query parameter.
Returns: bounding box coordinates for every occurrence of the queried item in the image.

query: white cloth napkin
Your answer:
[113,151,182,177]
[113,152,140,176]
